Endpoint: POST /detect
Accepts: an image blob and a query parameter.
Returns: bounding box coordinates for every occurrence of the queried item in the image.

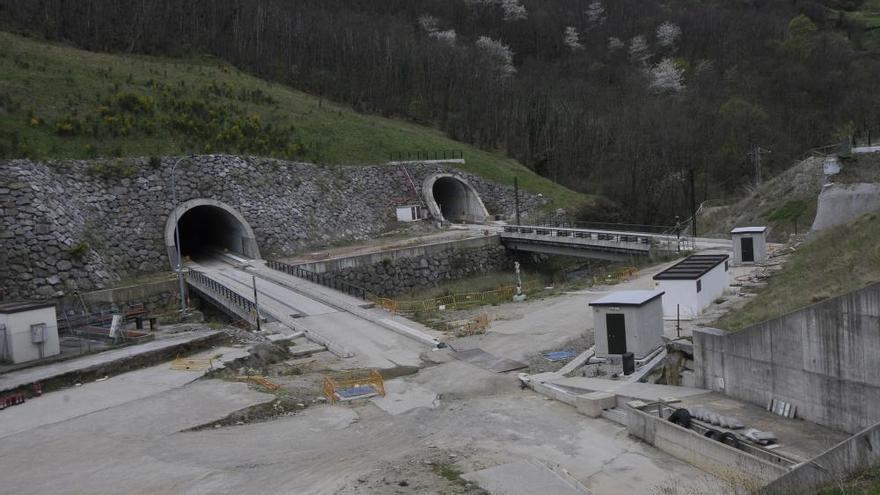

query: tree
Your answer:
[563,27,584,51]
[656,21,681,48]
[648,58,685,93]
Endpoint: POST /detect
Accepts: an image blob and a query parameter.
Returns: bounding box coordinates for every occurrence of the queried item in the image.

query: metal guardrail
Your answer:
[185,270,256,322]
[266,260,368,300]
[502,225,692,253]
[534,219,675,235]
[388,150,463,161]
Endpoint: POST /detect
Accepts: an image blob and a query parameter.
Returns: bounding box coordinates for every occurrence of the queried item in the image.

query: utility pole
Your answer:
[171,155,191,314]
[689,168,697,238]
[514,176,521,225]
[747,146,771,187]
[252,275,261,332]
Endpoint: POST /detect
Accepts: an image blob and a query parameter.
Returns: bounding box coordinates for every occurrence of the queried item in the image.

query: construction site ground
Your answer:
[0,242,841,495]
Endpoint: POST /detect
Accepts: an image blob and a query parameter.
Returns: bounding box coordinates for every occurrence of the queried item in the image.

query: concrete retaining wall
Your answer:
[760,421,880,494]
[627,407,788,487]
[295,235,515,297]
[693,282,880,434]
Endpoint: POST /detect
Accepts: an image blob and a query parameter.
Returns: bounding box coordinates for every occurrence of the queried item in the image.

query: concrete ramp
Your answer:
[462,459,591,495]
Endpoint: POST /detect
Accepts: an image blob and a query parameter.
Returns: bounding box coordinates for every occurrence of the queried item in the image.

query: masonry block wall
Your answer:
[0,156,545,299]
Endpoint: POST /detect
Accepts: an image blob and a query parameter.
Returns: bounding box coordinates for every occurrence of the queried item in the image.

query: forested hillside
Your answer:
[1,0,879,223]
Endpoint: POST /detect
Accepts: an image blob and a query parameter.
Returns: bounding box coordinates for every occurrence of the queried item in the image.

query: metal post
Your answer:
[514,176,521,225]
[171,156,189,313]
[676,304,681,338]
[689,168,697,238]
[252,275,261,332]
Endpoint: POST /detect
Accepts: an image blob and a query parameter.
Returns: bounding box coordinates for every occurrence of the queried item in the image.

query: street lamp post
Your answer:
[171,156,190,313]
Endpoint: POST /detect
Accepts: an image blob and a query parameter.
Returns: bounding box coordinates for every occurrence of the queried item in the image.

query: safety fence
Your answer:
[369,280,542,315]
[266,259,368,300]
[185,270,256,324]
[323,369,386,405]
[388,150,463,161]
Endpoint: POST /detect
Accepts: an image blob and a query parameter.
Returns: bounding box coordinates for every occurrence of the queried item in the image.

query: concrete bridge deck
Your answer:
[187,258,440,369]
[500,224,689,260]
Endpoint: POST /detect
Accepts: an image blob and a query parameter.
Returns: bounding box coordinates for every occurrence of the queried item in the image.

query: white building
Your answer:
[395,205,426,222]
[0,301,61,364]
[589,290,665,359]
[730,226,768,264]
[653,254,730,320]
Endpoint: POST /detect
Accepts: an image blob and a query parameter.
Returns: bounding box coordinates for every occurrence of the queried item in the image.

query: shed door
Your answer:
[606,314,627,354]
[741,237,755,262]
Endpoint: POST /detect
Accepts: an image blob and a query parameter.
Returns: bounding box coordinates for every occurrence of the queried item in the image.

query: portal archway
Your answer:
[422,174,490,224]
[164,199,260,268]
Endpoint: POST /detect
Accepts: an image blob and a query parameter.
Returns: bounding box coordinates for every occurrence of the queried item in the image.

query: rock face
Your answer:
[0,155,547,299]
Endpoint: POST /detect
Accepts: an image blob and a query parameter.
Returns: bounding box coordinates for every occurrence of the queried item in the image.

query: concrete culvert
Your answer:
[423,173,490,224]
[165,199,261,267]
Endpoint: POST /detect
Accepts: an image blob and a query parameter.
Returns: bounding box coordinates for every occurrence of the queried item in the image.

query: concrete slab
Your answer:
[0,346,250,439]
[0,330,220,393]
[547,376,710,402]
[463,459,591,495]
[453,348,527,373]
[370,378,438,415]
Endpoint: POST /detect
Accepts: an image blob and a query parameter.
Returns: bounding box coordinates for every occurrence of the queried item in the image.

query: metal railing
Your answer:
[502,224,692,253]
[266,259,368,300]
[388,150,463,161]
[185,270,256,321]
[534,218,675,235]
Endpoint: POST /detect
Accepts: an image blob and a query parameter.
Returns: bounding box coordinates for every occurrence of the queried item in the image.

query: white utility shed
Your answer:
[0,301,61,364]
[730,226,768,264]
[589,290,664,359]
[395,205,426,222]
[653,254,729,320]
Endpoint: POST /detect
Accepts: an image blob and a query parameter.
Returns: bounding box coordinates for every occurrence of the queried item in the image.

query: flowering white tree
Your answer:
[608,37,624,52]
[563,27,584,51]
[648,58,685,93]
[418,14,439,33]
[586,1,606,26]
[656,21,682,48]
[476,36,516,77]
[628,35,650,65]
[501,0,528,21]
[429,29,457,45]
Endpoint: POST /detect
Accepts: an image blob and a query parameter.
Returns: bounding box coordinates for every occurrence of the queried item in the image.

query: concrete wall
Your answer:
[811,182,880,231]
[0,306,60,363]
[694,282,880,434]
[0,156,547,300]
[592,298,663,358]
[760,421,880,494]
[294,235,516,297]
[57,278,180,318]
[656,263,728,319]
[627,406,788,487]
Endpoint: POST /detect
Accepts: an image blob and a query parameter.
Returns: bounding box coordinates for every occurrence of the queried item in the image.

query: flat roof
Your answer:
[653,254,729,281]
[730,226,767,234]
[589,290,664,307]
[0,300,56,314]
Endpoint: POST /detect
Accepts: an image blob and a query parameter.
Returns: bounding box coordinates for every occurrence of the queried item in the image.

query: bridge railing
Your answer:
[502,225,691,253]
[185,269,256,324]
[266,259,368,300]
[533,218,675,235]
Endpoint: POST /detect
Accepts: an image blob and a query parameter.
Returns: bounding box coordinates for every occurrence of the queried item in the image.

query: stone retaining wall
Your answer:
[0,156,546,299]
[295,235,516,297]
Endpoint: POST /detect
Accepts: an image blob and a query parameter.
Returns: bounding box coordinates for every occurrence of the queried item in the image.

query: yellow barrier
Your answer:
[370,280,542,315]
[323,369,386,405]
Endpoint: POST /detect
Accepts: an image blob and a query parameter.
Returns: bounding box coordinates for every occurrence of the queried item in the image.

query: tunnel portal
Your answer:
[423,174,490,224]
[164,199,260,268]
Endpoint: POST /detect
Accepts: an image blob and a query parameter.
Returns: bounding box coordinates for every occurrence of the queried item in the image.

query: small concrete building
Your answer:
[589,290,664,359]
[730,226,768,264]
[653,254,729,320]
[395,205,426,222]
[0,301,61,364]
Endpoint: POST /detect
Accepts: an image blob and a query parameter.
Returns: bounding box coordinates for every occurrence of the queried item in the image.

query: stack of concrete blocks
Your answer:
[576,392,617,418]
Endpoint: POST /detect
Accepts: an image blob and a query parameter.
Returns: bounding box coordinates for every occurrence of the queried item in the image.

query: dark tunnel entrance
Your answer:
[176,205,247,260]
[425,175,489,224]
[165,199,261,268]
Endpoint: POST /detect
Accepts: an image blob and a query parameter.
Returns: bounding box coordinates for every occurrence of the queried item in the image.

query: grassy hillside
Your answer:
[714,212,880,331]
[0,31,588,210]
[696,156,826,242]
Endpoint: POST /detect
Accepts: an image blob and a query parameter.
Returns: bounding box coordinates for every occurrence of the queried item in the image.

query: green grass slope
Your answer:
[0,31,588,210]
[714,212,880,331]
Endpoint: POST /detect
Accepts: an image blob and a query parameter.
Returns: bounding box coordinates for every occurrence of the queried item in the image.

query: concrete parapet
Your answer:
[575,391,616,418]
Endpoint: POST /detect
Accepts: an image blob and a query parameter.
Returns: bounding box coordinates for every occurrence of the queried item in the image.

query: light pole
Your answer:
[171,156,191,313]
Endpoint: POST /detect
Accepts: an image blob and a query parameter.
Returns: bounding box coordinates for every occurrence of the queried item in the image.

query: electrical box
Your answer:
[30,323,46,343]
